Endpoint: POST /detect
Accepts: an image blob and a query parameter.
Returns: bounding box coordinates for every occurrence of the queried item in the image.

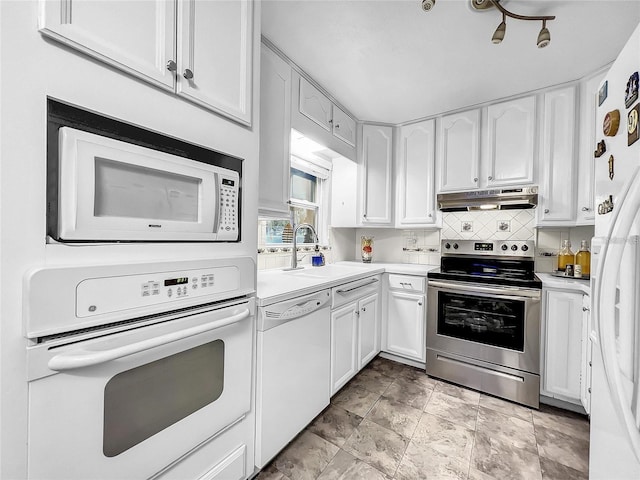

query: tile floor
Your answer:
[256,356,590,480]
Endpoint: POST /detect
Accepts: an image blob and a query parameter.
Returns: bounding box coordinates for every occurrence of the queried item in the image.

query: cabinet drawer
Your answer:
[387,274,425,293]
[331,276,380,309]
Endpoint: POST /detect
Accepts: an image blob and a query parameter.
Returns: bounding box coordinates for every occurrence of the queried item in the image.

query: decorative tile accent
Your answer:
[442,210,535,241]
[461,221,473,232]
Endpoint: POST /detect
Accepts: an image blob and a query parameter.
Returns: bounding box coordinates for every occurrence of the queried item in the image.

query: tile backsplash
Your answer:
[441,210,535,241]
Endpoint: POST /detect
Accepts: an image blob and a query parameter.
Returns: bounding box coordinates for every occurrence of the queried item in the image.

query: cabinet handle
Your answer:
[428,213,433,217]
[335,123,340,129]
[473,177,478,183]
[183,68,194,80]
[544,209,550,214]
[588,387,592,393]
[355,310,360,316]
[362,307,366,312]
[582,207,591,212]
[488,176,493,181]
[166,60,177,72]
[418,302,423,306]
[583,306,590,311]
[589,361,592,367]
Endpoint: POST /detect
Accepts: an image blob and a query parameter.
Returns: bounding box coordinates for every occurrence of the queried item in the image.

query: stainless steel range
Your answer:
[426,239,542,408]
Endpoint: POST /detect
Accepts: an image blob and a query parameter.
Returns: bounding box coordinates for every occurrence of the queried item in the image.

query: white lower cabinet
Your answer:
[330,278,381,395]
[542,288,590,409]
[383,274,426,363]
[580,295,593,414]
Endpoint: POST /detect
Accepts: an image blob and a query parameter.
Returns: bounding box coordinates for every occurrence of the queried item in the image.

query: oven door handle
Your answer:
[427,280,540,299]
[48,308,251,372]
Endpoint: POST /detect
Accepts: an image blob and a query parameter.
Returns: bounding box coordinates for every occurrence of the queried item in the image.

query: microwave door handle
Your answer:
[213,172,221,234]
[48,308,251,372]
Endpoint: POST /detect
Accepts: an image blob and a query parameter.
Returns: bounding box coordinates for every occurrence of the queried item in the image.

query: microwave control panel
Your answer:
[76,266,240,318]
[217,175,239,240]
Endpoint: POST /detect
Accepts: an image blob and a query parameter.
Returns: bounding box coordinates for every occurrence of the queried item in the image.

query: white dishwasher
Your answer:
[255,289,331,468]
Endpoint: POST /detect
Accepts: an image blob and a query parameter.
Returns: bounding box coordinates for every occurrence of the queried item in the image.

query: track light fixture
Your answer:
[485,0,555,47]
[492,12,506,44]
[422,0,556,48]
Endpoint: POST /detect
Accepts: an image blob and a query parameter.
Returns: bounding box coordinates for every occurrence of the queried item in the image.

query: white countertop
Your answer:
[257,262,439,306]
[536,272,591,295]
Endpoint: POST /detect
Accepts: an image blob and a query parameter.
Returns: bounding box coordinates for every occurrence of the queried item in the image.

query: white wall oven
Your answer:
[24,257,255,480]
[427,240,542,408]
[47,99,242,243]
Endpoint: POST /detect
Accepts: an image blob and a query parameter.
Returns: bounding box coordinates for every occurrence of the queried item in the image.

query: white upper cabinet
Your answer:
[297,77,357,149]
[258,45,291,217]
[538,86,578,223]
[39,0,254,126]
[176,0,253,125]
[576,70,607,225]
[39,0,176,89]
[299,78,333,132]
[332,105,357,147]
[361,124,393,225]
[396,119,437,227]
[437,110,481,192]
[485,96,536,187]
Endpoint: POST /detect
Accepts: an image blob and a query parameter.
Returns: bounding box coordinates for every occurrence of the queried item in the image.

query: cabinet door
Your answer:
[358,293,380,369]
[437,110,480,192]
[397,119,436,226]
[577,71,606,224]
[485,97,536,187]
[330,303,358,395]
[177,0,253,125]
[258,45,291,217]
[39,0,176,89]
[332,106,356,147]
[385,291,426,362]
[539,86,577,223]
[361,124,393,224]
[580,295,592,414]
[299,78,332,132]
[543,290,583,403]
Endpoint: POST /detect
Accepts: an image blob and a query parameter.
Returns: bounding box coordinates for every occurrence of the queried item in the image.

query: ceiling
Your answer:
[261,0,640,124]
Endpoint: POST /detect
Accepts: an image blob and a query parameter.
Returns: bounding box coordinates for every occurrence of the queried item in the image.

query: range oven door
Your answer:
[427,280,541,374]
[56,127,240,242]
[26,299,253,480]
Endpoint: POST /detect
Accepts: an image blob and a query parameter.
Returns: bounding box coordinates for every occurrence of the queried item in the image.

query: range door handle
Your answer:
[48,308,251,372]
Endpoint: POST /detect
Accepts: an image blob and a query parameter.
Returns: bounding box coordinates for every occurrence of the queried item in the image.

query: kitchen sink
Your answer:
[284,264,370,278]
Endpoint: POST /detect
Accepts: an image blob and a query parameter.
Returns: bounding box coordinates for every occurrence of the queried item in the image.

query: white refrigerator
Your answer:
[590,21,640,479]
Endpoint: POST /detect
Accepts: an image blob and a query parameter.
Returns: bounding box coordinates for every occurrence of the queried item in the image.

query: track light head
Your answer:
[537,20,551,48]
[492,14,506,44]
[421,0,436,12]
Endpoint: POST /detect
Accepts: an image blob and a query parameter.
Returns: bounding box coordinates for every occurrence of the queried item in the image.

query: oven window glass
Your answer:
[103,340,224,457]
[94,157,200,222]
[437,292,525,351]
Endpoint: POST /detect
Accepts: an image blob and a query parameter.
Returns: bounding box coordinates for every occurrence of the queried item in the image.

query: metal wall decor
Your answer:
[625,72,639,108]
[594,140,607,158]
[599,81,608,106]
[598,195,614,215]
[604,110,621,137]
[609,155,615,180]
[628,104,639,146]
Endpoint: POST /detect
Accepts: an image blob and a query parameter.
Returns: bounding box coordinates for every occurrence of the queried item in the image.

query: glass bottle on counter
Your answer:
[575,240,591,276]
[557,240,574,272]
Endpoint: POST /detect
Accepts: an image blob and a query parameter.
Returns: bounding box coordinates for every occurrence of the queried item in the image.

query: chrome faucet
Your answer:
[289,223,318,270]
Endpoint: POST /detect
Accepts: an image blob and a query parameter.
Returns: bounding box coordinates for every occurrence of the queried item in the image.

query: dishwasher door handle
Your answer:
[336,278,379,294]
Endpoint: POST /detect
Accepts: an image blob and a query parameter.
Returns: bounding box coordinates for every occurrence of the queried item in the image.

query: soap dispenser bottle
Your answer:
[312,244,325,267]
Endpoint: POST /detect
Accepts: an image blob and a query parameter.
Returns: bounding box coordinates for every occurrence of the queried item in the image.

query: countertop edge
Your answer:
[536,272,591,295]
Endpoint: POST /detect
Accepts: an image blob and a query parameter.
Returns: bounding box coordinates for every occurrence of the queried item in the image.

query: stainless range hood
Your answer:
[437,187,538,212]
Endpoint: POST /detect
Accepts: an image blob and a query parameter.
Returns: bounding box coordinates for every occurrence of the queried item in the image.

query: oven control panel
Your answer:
[76,266,240,318]
[441,240,535,258]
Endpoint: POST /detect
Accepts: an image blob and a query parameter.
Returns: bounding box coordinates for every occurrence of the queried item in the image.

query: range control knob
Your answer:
[521,245,529,252]
[511,244,518,251]
[445,243,451,250]
[453,243,459,249]
[501,244,508,251]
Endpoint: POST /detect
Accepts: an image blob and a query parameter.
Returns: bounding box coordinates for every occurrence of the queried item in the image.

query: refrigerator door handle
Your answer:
[597,166,640,462]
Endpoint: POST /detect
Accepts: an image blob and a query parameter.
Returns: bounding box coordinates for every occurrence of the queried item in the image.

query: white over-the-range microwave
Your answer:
[49,126,240,243]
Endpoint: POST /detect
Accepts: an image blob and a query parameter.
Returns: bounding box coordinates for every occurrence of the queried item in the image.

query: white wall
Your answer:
[0,2,261,477]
